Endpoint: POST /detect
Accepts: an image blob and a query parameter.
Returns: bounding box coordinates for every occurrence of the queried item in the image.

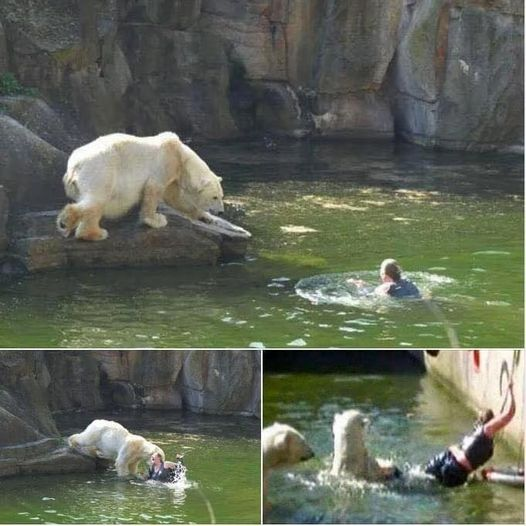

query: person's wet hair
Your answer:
[476,409,494,425]
[380,259,402,282]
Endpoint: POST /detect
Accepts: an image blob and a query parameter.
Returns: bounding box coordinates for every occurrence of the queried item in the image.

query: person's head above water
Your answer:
[380,259,402,283]
[151,452,163,466]
[476,409,495,426]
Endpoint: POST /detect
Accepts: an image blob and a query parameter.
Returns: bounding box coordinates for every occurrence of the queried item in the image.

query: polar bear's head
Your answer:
[140,439,165,463]
[263,422,315,470]
[331,409,370,477]
[180,144,224,215]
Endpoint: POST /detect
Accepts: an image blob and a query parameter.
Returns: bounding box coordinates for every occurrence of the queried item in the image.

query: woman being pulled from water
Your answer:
[425,380,516,487]
[348,258,421,298]
[146,452,185,483]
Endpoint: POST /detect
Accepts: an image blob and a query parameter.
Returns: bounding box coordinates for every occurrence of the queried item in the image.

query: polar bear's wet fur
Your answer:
[56,132,224,241]
[68,419,164,477]
[263,423,314,509]
[331,409,395,481]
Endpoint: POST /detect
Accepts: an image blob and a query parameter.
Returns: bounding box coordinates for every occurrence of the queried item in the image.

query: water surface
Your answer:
[0,411,260,524]
[263,367,524,524]
[0,140,522,347]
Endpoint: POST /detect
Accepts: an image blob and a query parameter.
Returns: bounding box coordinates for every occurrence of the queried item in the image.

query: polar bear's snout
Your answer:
[301,444,315,461]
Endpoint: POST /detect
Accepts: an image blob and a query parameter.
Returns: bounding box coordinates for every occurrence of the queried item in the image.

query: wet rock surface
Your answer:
[8,207,250,273]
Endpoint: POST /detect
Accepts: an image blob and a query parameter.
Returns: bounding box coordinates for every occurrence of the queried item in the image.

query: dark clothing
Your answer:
[425,426,494,488]
[386,279,421,299]
[148,463,176,483]
[461,425,494,469]
[425,450,469,487]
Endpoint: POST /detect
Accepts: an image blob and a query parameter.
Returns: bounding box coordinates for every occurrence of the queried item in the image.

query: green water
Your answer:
[263,365,524,524]
[0,140,523,347]
[0,411,260,524]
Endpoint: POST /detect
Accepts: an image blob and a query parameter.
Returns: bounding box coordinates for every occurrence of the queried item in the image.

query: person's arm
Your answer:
[484,382,515,438]
[375,283,392,296]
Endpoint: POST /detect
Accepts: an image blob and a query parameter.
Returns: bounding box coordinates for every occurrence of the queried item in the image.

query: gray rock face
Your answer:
[0,350,261,477]
[0,96,74,151]
[0,115,67,211]
[0,351,58,445]
[0,186,7,256]
[392,1,524,151]
[9,208,250,273]
[182,350,261,416]
[0,0,519,151]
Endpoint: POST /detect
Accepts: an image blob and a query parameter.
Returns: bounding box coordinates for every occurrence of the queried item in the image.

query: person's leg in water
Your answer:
[425,450,468,487]
[425,450,449,483]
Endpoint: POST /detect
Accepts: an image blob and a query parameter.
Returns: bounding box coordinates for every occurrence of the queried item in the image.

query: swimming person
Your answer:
[424,380,516,487]
[346,258,420,298]
[374,258,421,298]
[146,452,185,482]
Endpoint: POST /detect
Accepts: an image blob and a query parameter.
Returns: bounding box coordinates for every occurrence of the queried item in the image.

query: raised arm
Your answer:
[484,382,515,438]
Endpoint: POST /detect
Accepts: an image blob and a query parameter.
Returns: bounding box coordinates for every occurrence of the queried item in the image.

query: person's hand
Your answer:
[347,278,365,287]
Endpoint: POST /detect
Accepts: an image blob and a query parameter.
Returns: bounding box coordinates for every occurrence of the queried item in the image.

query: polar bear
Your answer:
[56,132,224,241]
[263,422,315,510]
[68,419,165,477]
[331,409,398,481]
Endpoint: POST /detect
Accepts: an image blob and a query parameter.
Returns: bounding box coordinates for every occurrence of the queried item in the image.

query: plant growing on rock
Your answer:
[0,72,37,97]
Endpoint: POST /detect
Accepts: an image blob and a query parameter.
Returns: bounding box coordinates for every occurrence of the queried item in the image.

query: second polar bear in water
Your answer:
[331,409,398,481]
[57,132,224,241]
[68,419,164,477]
[263,422,315,508]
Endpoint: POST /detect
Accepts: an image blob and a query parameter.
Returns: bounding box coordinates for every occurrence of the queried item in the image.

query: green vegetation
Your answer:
[0,72,37,96]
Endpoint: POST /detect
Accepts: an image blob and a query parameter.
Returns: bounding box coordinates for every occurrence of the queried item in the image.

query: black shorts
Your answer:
[425,450,469,487]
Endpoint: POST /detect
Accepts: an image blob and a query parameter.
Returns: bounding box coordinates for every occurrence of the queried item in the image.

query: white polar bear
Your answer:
[68,419,165,477]
[262,422,315,510]
[56,132,224,241]
[331,409,397,481]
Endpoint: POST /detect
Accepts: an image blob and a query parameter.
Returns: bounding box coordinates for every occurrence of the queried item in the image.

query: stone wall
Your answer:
[0,0,522,159]
[424,349,524,452]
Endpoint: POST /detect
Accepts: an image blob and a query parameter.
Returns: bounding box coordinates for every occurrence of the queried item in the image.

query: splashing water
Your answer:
[295,271,456,310]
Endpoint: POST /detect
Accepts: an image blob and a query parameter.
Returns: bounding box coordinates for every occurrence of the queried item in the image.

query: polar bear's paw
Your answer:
[76,228,109,242]
[142,213,168,229]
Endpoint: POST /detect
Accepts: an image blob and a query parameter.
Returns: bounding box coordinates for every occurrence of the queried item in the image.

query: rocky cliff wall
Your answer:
[0,1,521,151]
[0,1,522,232]
[0,350,260,477]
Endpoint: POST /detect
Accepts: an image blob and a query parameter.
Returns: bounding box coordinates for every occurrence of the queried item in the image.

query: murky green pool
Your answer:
[263,353,524,524]
[0,411,260,524]
[0,140,523,347]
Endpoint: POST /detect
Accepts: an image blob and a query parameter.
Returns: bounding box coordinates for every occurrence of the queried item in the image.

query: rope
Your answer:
[498,350,522,470]
[195,485,216,524]
[423,298,460,348]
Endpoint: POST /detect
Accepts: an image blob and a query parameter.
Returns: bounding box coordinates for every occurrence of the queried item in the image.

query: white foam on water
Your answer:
[472,250,511,256]
[295,271,455,311]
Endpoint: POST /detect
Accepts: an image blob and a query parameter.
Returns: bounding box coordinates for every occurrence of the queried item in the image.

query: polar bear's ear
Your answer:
[274,430,290,452]
[217,176,223,182]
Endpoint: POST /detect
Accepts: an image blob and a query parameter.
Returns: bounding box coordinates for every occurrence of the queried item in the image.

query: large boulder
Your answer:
[9,208,250,272]
[0,351,58,444]
[0,95,74,151]
[0,115,66,211]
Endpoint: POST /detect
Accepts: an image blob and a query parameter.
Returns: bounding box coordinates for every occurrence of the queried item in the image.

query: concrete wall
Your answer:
[424,350,524,452]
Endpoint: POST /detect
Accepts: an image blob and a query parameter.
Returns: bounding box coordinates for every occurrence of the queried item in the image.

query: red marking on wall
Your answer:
[473,350,480,372]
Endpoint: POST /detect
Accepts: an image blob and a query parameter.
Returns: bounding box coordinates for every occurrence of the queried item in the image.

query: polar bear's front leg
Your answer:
[140,181,168,229]
[73,203,108,241]
[115,447,131,477]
